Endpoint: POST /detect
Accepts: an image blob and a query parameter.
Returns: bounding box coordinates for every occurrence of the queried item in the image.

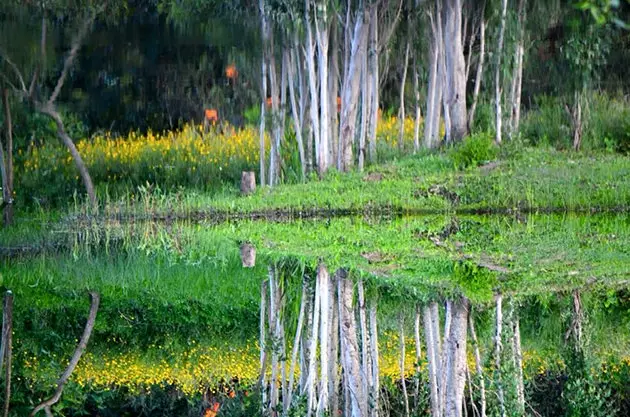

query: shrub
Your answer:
[450,131,498,169]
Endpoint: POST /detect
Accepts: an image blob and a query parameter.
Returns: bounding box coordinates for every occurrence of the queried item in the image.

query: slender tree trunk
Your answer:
[330,21,340,170]
[413,308,422,411]
[339,9,369,172]
[268,267,280,413]
[329,272,340,416]
[287,49,307,181]
[494,294,506,417]
[285,279,308,413]
[412,54,422,153]
[494,0,508,144]
[468,311,487,417]
[398,39,411,152]
[1,291,13,417]
[317,264,330,414]
[316,11,331,175]
[367,6,379,162]
[338,272,367,417]
[260,280,269,414]
[368,297,380,417]
[268,39,281,186]
[438,0,452,145]
[443,0,468,142]
[1,90,13,226]
[37,104,96,205]
[30,293,99,417]
[359,46,369,171]
[400,316,410,417]
[468,2,486,131]
[443,297,470,417]
[509,0,527,138]
[424,8,442,149]
[259,0,269,187]
[511,303,525,414]
[305,2,321,175]
[308,266,321,415]
[423,304,440,417]
[358,280,370,403]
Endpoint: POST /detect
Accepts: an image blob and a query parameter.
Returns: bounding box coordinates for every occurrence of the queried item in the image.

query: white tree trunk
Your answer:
[308,268,321,415]
[424,9,442,149]
[400,316,410,417]
[305,2,321,176]
[468,311,487,417]
[494,0,508,144]
[468,3,486,130]
[287,48,307,181]
[358,280,370,402]
[258,0,269,187]
[443,297,470,417]
[367,6,379,162]
[316,8,331,175]
[259,280,268,414]
[339,8,369,172]
[368,297,380,417]
[338,273,367,417]
[398,39,410,152]
[413,308,422,411]
[512,303,525,414]
[443,0,468,141]
[495,294,506,417]
[412,54,422,153]
[317,264,330,415]
[509,0,527,138]
[285,278,308,413]
[359,45,369,171]
[423,304,440,417]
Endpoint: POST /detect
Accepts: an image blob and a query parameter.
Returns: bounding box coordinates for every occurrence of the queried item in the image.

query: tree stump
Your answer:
[240,243,256,268]
[241,171,256,195]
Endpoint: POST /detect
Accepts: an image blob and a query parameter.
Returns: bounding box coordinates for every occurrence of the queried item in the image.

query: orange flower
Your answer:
[225,64,238,79]
[204,402,221,417]
[205,109,218,122]
[228,390,236,398]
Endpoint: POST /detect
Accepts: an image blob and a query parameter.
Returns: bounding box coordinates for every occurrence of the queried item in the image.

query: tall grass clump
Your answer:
[520,93,630,152]
[16,123,268,206]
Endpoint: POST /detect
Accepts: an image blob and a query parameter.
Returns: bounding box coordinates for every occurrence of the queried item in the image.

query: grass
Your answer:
[62,146,630,223]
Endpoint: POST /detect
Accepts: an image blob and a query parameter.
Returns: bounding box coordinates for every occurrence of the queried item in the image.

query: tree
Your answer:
[0,2,112,206]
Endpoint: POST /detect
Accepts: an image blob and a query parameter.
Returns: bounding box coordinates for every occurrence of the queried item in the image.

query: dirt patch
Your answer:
[414,184,460,205]
[363,172,384,182]
[361,251,393,264]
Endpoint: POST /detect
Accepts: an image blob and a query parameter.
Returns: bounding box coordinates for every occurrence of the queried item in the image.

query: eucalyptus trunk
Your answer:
[509,0,527,138]
[468,311,487,417]
[494,294,506,417]
[494,0,509,144]
[443,0,468,142]
[443,297,470,417]
[367,6,379,162]
[316,10,331,175]
[338,273,367,417]
[398,39,410,152]
[339,8,369,172]
[468,2,486,131]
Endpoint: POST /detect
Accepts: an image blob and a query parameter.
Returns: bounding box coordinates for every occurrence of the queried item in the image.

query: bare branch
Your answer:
[29,14,47,98]
[48,13,97,105]
[378,0,403,53]
[29,292,100,417]
[0,49,27,92]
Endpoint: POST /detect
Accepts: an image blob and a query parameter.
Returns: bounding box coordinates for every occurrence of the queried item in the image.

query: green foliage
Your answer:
[520,93,630,152]
[450,132,498,169]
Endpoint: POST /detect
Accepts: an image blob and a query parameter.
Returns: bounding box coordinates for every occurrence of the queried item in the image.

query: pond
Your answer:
[1,211,629,416]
